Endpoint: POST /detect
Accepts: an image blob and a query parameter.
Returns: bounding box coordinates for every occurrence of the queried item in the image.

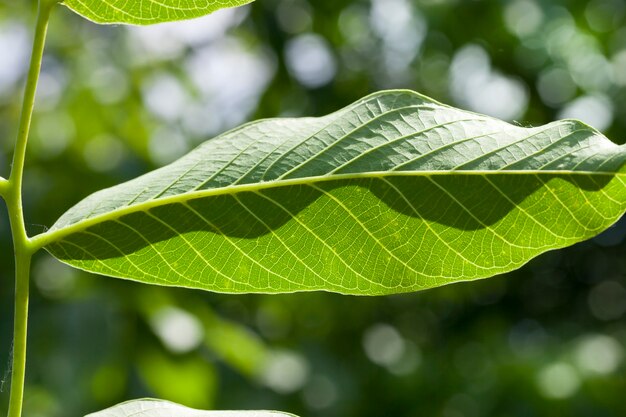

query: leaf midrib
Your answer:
[32,169,625,251]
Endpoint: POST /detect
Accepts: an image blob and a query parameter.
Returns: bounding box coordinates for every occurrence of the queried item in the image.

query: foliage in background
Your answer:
[1,0,626,416]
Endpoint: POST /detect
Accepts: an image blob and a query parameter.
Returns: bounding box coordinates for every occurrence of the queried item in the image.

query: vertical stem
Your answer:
[5,1,55,417]
[9,0,53,241]
[6,251,31,417]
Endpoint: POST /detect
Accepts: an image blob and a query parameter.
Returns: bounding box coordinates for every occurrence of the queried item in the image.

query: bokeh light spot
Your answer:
[285,34,337,88]
[536,363,581,399]
[574,334,624,375]
[363,323,405,367]
[261,350,310,394]
[150,306,204,354]
[587,281,626,320]
[558,94,613,131]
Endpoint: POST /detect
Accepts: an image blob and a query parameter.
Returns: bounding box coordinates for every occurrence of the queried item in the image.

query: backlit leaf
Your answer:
[36,90,626,295]
[61,0,254,25]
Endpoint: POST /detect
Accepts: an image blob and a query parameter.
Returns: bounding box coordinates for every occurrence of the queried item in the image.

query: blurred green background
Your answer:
[1,0,626,416]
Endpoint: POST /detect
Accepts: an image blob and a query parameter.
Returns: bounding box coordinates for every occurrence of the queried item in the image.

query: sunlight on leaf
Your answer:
[38,90,626,295]
[61,0,254,25]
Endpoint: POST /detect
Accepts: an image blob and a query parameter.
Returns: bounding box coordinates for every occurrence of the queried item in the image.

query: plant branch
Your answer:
[5,2,56,417]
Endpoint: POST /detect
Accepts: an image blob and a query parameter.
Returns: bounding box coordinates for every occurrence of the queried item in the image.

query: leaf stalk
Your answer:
[0,177,8,199]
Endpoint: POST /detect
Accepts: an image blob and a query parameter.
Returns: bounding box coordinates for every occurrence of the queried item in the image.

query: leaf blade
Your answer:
[61,0,254,25]
[39,90,626,295]
[85,399,297,417]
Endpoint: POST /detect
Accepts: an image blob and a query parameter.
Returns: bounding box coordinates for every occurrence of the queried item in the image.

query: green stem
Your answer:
[9,0,53,218]
[6,251,32,417]
[4,2,56,417]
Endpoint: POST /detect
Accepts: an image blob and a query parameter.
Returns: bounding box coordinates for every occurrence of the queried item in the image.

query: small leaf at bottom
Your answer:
[85,399,298,417]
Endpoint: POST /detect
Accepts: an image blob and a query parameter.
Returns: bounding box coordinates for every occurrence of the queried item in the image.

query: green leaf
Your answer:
[37,90,626,295]
[85,399,297,416]
[61,0,254,25]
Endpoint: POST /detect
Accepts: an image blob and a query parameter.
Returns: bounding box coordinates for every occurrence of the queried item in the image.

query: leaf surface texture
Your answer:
[40,90,626,295]
[61,0,253,25]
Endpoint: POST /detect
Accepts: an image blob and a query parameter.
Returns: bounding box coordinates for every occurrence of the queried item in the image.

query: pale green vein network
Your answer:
[248,189,379,290]
[61,0,254,25]
[37,90,626,295]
